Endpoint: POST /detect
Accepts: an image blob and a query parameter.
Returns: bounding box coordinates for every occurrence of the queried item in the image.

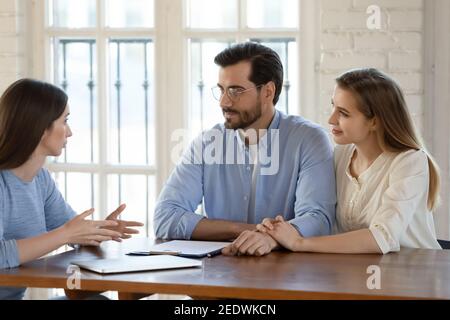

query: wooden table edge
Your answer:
[0,277,439,300]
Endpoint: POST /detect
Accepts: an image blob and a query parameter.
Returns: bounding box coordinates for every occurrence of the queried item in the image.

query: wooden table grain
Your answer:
[1,237,449,300]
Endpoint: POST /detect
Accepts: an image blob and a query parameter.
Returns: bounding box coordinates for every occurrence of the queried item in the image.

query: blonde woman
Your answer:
[256,68,441,254]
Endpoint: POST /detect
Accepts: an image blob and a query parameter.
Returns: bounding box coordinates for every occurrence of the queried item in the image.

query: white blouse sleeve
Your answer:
[369,150,429,254]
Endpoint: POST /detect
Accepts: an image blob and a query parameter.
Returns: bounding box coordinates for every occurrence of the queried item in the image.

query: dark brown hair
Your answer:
[214,42,284,105]
[336,68,440,210]
[0,79,68,169]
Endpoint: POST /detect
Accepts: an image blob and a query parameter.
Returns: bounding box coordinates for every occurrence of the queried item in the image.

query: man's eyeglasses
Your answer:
[211,85,263,102]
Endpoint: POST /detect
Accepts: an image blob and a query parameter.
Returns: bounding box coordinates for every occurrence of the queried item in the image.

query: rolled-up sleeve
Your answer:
[154,135,205,240]
[290,128,337,237]
[369,150,429,254]
[0,239,20,269]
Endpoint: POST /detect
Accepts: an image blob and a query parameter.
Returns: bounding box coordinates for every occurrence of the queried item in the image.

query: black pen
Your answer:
[126,251,151,256]
[127,250,180,256]
[206,249,223,258]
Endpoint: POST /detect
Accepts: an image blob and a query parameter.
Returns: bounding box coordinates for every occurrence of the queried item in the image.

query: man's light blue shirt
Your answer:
[154,111,336,239]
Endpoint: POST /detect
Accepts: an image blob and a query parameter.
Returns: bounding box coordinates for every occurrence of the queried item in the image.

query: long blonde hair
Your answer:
[336,68,440,211]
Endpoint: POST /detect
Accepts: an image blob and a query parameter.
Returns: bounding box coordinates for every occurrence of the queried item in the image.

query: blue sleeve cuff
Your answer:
[0,239,20,269]
[289,213,332,238]
[181,213,205,240]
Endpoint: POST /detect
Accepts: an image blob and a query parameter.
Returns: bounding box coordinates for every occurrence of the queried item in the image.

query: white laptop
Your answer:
[71,255,202,274]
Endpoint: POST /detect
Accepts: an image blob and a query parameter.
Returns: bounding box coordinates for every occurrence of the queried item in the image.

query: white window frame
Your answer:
[424,0,450,240]
[28,0,159,223]
[182,0,319,120]
[27,0,317,218]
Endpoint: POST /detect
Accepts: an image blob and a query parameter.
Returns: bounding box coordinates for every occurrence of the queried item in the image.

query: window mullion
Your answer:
[97,0,108,219]
[154,0,184,193]
[298,0,318,120]
[238,0,246,42]
[184,30,298,39]
[31,0,47,79]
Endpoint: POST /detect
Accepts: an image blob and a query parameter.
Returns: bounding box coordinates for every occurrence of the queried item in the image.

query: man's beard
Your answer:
[223,102,262,130]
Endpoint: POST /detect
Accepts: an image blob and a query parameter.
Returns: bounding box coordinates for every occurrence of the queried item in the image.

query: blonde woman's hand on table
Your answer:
[257,215,303,252]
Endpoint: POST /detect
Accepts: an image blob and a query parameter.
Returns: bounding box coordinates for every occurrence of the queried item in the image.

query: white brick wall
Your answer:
[0,0,23,94]
[318,0,425,134]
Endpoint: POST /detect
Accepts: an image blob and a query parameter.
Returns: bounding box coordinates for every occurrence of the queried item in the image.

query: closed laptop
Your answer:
[71,255,202,274]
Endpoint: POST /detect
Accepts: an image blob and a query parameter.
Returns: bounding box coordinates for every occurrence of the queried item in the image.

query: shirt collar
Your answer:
[234,110,281,149]
[344,144,390,184]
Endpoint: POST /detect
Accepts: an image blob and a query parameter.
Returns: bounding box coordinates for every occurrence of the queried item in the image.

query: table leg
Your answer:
[64,289,106,300]
[118,292,151,300]
[189,296,222,300]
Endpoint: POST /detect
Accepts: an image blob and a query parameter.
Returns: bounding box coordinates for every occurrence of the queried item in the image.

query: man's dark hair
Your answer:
[214,42,284,105]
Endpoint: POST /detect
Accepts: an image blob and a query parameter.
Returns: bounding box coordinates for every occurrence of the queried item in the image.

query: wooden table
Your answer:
[1,237,449,299]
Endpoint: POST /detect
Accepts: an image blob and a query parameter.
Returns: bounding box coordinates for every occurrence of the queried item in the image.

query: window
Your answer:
[186,0,300,137]
[38,0,156,236]
[31,0,305,237]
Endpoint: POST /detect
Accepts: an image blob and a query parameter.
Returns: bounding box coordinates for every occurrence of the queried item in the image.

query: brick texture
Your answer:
[0,0,23,94]
[319,0,425,133]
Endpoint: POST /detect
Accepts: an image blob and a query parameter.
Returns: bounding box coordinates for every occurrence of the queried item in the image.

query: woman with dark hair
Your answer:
[0,79,143,299]
[257,68,441,254]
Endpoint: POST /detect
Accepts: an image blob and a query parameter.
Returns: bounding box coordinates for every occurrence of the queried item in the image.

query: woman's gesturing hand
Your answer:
[104,204,144,242]
[62,209,122,246]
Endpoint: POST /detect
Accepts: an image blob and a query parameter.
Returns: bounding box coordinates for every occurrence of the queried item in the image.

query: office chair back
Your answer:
[437,239,450,250]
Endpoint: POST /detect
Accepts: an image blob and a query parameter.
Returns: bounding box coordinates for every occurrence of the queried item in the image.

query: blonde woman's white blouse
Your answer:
[334,144,441,254]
